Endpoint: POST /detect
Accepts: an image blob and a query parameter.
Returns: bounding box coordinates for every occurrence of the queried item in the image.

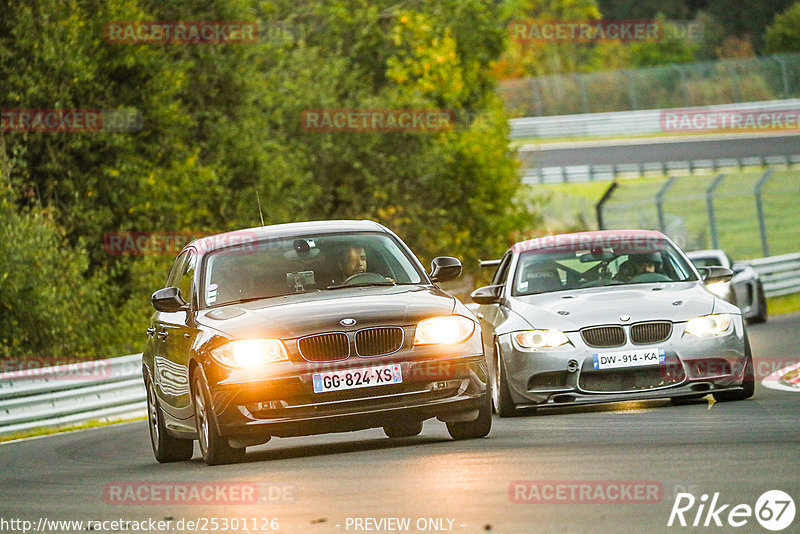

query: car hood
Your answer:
[509,282,716,331]
[196,285,456,339]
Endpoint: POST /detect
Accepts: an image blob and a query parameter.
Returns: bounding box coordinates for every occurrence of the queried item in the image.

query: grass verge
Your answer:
[766,293,800,316]
[0,415,146,443]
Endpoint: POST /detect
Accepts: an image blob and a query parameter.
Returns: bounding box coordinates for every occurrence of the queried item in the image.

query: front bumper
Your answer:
[500,315,748,408]
[203,353,487,438]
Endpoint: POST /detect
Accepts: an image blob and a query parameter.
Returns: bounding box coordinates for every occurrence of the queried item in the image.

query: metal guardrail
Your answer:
[521,155,800,184]
[741,253,800,298]
[0,354,145,437]
[509,98,800,139]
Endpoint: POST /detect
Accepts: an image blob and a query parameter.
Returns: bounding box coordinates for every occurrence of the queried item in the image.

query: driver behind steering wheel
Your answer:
[338,244,367,282]
[332,243,395,285]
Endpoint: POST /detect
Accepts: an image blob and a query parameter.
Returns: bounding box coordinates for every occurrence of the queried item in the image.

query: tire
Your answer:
[146,378,193,463]
[383,420,424,438]
[750,283,768,324]
[446,384,492,441]
[713,336,755,402]
[492,344,517,418]
[192,374,246,465]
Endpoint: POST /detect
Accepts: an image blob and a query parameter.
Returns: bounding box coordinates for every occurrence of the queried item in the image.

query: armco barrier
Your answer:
[521,156,800,184]
[741,253,800,298]
[0,354,145,437]
[509,98,800,140]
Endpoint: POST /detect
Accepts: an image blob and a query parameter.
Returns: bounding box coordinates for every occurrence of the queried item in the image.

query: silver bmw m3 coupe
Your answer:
[472,230,754,416]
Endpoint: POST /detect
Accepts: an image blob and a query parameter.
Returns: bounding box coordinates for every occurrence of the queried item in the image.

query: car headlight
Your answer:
[210,339,289,367]
[513,329,570,349]
[685,314,732,337]
[706,281,730,298]
[414,315,475,345]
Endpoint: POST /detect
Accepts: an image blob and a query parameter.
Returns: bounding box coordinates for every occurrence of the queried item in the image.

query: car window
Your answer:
[176,249,196,305]
[492,252,513,286]
[512,239,697,296]
[691,256,722,268]
[166,251,188,288]
[202,232,426,307]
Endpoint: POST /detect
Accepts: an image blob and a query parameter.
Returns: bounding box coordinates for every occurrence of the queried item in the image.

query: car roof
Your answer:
[185,219,388,256]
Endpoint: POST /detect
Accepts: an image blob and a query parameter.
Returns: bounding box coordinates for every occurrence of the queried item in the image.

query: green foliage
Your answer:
[765,1,800,54]
[0,0,528,358]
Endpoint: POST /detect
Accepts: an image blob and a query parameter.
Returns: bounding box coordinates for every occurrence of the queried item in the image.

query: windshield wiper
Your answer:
[326,281,396,290]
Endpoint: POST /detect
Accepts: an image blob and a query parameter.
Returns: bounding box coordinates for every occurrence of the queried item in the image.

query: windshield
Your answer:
[201,232,425,307]
[512,238,697,296]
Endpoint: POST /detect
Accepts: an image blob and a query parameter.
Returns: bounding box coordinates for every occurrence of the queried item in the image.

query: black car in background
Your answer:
[143,220,490,465]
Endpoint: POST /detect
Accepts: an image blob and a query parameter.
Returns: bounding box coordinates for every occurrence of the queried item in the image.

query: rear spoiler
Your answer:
[479,259,501,268]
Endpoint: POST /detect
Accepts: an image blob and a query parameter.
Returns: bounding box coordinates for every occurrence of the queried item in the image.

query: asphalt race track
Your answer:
[1,314,798,534]
[521,134,800,168]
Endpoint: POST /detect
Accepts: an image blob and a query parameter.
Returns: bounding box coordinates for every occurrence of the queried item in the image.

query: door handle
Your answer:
[146,327,155,336]
[183,333,190,339]
[157,331,168,340]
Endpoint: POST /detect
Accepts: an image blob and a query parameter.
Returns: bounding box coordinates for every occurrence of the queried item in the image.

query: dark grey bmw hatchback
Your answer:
[142,220,490,465]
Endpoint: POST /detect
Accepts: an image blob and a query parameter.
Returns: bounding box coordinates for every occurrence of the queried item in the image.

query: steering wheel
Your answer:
[342,272,388,285]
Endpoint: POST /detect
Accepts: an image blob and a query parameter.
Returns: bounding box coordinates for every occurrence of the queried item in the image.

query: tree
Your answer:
[765,1,800,54]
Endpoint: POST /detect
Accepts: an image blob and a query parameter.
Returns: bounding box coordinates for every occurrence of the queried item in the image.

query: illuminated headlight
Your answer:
[513,329,570,349]
[414,315,475,345]
[706,281,730,298]
[685,314,732,337]
[210,339,289,367]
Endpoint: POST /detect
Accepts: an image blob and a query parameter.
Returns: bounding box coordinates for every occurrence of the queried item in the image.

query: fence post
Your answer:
[596,181,619,230]
[755,168,775,257]
[656,176,679,233]
[706,173,726,249]
[624,70,639,110]
[529,77,544,117]
[777,55,790,98]
[577,74,590,113]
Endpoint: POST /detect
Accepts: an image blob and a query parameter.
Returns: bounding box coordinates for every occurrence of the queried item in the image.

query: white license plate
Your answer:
[312,364,402,393]
[592,348,666,370]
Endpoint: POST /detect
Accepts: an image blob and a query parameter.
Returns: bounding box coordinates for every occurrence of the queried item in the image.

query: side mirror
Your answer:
[471,285,502,305]
[151,287,188,312]
[698,266,733,285]
[429,256,462,283]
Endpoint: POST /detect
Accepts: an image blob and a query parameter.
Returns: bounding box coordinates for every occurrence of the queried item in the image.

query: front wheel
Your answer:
[193,374,246,465]
[492,345,517,417]
[713,336,755,402]
[446,385,492,441]
[147,378,193,463]
[750,283,768,324]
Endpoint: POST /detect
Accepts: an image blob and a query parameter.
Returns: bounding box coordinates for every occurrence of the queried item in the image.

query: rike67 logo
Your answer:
[668,490,795,531]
